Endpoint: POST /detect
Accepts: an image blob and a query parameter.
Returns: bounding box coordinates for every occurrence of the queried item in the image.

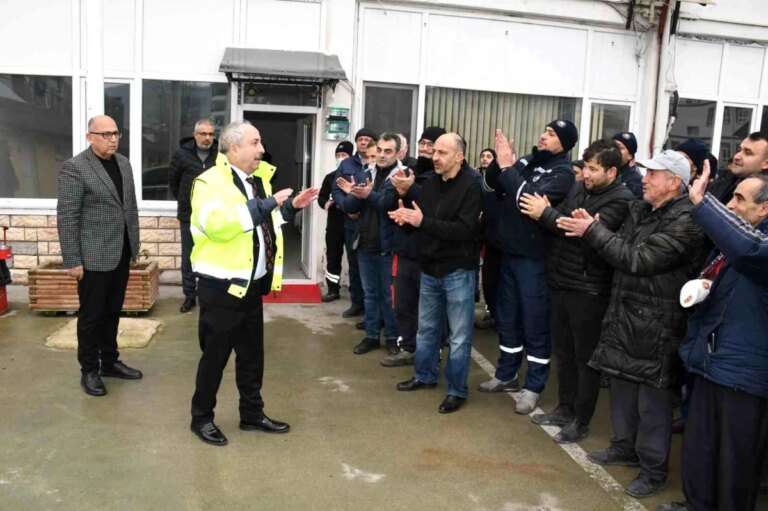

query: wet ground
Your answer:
[1,286,765,511]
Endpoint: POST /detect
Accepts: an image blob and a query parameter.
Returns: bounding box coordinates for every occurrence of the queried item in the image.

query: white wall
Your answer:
[103,0,135,74]
[245,0,321,52]
[0,0,74,73]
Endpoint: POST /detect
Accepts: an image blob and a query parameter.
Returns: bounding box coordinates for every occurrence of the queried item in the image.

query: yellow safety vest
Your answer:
[189,153,285,298]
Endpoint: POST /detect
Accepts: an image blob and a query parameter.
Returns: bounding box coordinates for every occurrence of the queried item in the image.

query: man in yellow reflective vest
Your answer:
[189,120,318,446]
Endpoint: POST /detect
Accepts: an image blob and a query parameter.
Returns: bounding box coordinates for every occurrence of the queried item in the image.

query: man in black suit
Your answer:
[57,115,143,397]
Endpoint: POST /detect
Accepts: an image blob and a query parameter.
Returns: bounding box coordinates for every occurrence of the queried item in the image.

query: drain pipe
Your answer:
[651,0,674,155]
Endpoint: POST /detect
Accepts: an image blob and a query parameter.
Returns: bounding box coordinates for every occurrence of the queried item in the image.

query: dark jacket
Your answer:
[384,157,436,259]
[169,137,218,222]
[680,195,768,399]
[485,150,575,259]
[411,167,482,277]
[344,162,398,253]
[618,163,643,200]
[539,180,634,296]
[331,153,365,230]
[318,170,345,230]
[585,194,705,388]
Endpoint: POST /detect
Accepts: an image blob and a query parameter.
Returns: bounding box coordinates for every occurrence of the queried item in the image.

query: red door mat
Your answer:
[263,284,322,303]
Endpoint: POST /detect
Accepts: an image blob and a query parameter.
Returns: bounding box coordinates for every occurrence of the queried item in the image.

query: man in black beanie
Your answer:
[611,132,643,199]
[676,138,709,181]
[331,129,378,317]
[480,120,576,415]
[478,148,497,175]
[318,141,354,302]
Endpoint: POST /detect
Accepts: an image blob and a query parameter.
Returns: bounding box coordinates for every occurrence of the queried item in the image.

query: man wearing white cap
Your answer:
[557,149,705,498]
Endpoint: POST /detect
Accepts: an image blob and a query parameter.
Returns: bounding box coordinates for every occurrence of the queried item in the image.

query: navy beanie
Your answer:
[547,119,579,153]
[355,128,378,141]
[335,141,353,156]
[676,138,710,172]
[419,126,447,143]
[612,132,638,156]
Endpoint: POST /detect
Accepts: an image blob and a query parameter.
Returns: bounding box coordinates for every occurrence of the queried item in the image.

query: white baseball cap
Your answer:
[636,149,690,184]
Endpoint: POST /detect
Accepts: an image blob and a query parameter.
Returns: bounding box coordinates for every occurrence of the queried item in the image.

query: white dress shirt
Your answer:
[231,165,267,281]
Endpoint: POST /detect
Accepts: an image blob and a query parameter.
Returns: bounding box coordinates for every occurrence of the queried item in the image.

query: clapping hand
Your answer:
[335,176,355,194]
[349,179,373,199]
[391,168,415,196]
[273,188,294,206]
[495,129,516,169]
[519,192,550,220]
[556,208,599,237]
[387,199,423,227]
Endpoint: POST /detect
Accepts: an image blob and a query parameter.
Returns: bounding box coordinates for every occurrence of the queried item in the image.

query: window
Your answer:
[363,83,417,150]
[141,80,229,200]
[104,82,130,160]
[425,87,582,164]
[762,106,768,132]
[668,97,715,150]
[720,106,752,169]
[0,74,72,199]
[590,103,631,142]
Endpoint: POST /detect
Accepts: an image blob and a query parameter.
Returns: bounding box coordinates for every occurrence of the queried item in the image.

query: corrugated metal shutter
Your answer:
[425,87,582,165]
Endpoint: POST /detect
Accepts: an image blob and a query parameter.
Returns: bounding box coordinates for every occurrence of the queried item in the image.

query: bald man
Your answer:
[57,115,143,397]
[390,133,482,414]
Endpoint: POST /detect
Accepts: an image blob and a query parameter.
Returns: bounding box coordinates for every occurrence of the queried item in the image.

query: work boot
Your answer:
[554,418,589,444]
[531,405,574,426]
[380,349,415,367]
[515,389,541,414]
[587,444,640,467]
[321,290,340,302]
[478,376,519,393]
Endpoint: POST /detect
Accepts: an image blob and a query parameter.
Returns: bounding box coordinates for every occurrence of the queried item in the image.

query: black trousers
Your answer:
[610,377,673,481]
[552,290,608,424]
[76,246,130,374]
[179,221,196,299]
[682,375,768,511]
[481,243,502,318]
[393,254,420,352]
[191,282,265,424]
[325,227,345,293]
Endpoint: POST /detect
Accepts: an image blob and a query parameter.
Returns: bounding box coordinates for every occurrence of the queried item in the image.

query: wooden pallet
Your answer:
[28,261,160,313]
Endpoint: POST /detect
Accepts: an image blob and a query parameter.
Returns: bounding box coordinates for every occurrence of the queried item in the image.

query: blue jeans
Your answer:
[357,251,398,340]
[344,226,363,307]
[414,269,476,398]
[495,254,551,393]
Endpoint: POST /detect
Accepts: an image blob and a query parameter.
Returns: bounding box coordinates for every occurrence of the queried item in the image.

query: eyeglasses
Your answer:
[195,131,215,137]
[89,131,122,140]
[418,140,434,148]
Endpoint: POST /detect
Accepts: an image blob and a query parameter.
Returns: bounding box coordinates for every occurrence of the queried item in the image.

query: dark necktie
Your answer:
[245,176,274,273]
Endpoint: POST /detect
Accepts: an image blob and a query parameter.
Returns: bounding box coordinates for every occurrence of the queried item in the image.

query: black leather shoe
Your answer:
[100,361,143,380]
[191,421,228,446]
[240,414,290,434]
[353,337,380,355]
[625,474,667,498]
[180,297,196,313]
[438,395,466,414]
[355,320,365,330]
[397,377,437,391]
[321,291,340,303]
[342,304,364,318]
[81,371,107,396]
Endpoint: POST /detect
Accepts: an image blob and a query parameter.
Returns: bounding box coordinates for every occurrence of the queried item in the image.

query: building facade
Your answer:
[1,0,767,290]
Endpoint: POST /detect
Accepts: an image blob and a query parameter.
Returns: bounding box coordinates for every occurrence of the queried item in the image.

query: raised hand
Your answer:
[335,176,355,194]
[273,188,294,206]
[292,187,320,209]
[391,169,415,196]
[688,158,711,205]
[495,129,517,168]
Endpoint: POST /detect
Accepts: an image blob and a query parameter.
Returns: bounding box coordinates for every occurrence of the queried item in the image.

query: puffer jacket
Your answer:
[539,179,634,296]
[584,194,705,388]
[680,195,768,399]
[169,137,218,222]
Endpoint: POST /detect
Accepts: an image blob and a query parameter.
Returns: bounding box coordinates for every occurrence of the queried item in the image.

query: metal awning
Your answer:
[219,47,347,89]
